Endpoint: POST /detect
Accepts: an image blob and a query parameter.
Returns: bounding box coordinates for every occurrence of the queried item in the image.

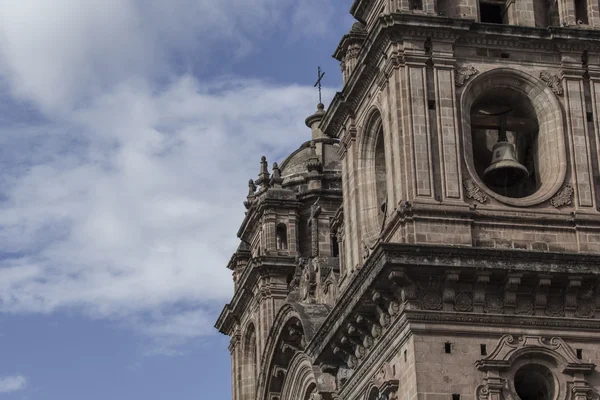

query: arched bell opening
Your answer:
[470,88,539,198]
[460,68,567,207]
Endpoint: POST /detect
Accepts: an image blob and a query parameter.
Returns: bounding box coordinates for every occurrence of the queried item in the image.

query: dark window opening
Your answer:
[276,224,288,250]
[411,0,424,10]
[428,100,436,110]
[445,342,452,353]
[453,394,461,400]
[481,344,487,355]
[587,112,594,122]
[514,364,555,400]
[501,52,510,58]
[331,235,339,257]
[575,0,589,24]
[480,2,505,23]
[404,350,408,361]
[577,349,583,359]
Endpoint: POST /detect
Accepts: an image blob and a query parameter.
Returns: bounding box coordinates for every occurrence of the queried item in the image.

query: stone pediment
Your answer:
[475,335,596,373]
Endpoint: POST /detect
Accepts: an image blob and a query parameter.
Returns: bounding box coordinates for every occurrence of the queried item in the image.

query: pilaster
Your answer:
[403,38,435,200]
[432,40,463,202]
[561,51,597,209]
[586,54,600,211]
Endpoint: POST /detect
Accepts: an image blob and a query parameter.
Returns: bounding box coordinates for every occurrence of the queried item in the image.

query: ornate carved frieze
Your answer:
[550,184,574,208]
[455,65,479,87]
[540,71,564,95]
[463,178,488,203]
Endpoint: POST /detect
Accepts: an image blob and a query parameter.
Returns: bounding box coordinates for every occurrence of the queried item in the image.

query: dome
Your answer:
[279,138,341,187]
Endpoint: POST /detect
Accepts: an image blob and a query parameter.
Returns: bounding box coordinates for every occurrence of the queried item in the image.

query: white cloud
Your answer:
[0,375,27,393]
[0,0,338,352]
[0,0,335,112]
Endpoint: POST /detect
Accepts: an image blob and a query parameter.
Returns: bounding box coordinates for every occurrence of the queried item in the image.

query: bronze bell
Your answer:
[482,114,529,188]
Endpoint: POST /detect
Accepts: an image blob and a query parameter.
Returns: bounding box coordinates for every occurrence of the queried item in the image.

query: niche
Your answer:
[276,223,288,250]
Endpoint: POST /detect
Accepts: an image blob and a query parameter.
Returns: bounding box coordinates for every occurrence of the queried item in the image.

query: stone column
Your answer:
[587,0,600,27]
[506,0,537,25]
[557,0,576,25]
[454,0,479,20]
[561,50,596,209]
[403,38,435,200]
[432,40,463,202]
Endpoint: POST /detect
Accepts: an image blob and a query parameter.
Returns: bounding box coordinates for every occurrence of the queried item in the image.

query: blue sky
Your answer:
[0,1,353,398]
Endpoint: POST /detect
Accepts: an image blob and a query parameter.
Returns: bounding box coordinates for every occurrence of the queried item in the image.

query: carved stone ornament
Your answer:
[300,260,317,301]
[455,292,473,312]
[422,290,443,310]
[540,71,564,95]
[550,184,574,208]
[455,65,479,87]
[463,178,488,203]
[475,335,596,373]
[546,296,565,317]
[576,297,595,318]
[484,293,504,314]
[515,297,534,315]
[372,362,400,400]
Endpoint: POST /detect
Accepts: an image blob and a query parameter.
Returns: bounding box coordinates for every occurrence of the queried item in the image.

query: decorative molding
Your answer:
[540,71,564,95]
[455,65,479,87]
[475,335,596,373]
[550,184,574,208]
[463,178,488,203]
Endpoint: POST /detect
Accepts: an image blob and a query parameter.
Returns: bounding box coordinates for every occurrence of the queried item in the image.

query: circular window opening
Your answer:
[514,364,555,400]
[470,88,539,198]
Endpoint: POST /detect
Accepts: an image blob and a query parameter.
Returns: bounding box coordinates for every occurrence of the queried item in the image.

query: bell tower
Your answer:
[217,1,600,399]
[314,0,600,399]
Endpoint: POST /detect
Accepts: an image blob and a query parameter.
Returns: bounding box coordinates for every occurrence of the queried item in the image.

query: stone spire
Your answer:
[305,103,326,140]
[270,162,283,188]
[255,156,271,190]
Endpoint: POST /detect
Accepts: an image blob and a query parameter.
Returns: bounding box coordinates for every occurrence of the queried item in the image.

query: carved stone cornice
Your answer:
[307,242,600,371]
[215,256,297,335]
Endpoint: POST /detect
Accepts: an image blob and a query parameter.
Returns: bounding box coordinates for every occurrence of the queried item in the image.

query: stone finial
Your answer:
[243,179,257,209]
[247,179,257,196]
[305,104,327,139]
[255,156,270,188]
[270,162,283,188]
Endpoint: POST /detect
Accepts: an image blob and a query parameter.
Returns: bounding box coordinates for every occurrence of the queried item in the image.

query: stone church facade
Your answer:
[215,0,600,399]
